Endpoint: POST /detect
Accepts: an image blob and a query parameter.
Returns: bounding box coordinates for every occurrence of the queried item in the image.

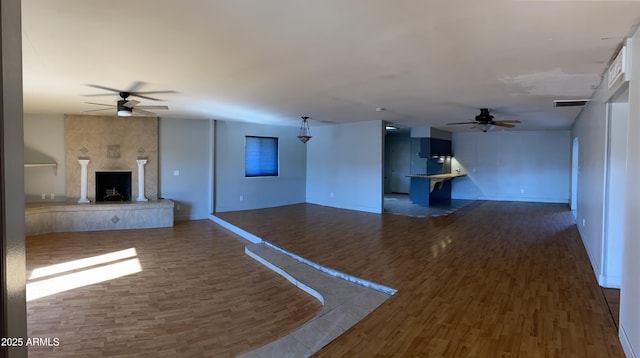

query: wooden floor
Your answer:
[602,288,621,329]
[26,221,321,357]
[218,201,624,357]
[26,201,623,357]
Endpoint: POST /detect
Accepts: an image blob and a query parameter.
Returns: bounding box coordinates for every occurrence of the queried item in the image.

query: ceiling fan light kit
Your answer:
[476,123,493,133]
[117,100,133,117]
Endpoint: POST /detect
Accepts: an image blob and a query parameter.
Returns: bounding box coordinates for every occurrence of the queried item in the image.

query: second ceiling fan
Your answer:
[447,108,520,132]
[83,81,176,117]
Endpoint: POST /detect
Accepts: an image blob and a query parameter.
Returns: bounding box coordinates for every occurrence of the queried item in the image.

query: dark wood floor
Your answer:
[602,288,620,329]
[26,221,321,357]
[218,201,624,357]
[26,200,623,357]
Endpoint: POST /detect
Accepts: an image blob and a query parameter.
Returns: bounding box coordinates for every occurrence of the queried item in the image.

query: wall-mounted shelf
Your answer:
[24,163,57,176]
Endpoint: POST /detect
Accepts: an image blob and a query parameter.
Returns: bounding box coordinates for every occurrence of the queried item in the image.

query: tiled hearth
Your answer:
[25,200,174,236]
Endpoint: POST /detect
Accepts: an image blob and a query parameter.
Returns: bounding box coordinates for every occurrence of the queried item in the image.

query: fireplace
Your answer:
[95,171,132,202]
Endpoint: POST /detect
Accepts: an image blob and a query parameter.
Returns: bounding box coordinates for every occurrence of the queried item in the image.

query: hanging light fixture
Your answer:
[297,116,312,143]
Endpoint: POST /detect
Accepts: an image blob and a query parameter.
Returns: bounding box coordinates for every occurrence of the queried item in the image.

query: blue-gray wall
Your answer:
[24,114,66,202]
[159,117,213,220]
[452,130,570,203]
[306,120,384,213]
[214,120,306,212]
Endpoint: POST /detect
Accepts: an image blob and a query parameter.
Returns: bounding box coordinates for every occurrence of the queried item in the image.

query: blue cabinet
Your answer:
[409,177,452,206]
[418,138,452,158]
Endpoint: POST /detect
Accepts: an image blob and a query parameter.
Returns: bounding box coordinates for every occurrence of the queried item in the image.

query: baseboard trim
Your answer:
[598,274,621,289]
[620,323,636,358]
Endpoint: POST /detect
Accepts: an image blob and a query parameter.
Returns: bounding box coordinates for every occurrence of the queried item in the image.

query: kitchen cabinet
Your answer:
[418,138,452,158]
[406,173,465,206]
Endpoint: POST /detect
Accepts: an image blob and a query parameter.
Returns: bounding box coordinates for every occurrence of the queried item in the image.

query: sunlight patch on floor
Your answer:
[27,248,141,301]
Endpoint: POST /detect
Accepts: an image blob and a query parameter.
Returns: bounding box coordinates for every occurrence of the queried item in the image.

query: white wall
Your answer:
[451,131,570,203]
[23,114,66,202]
[620,26,640,358]
[306,120,384,214]
[215,120,306,212]
[571,84,608,287]
[159,118,213,220]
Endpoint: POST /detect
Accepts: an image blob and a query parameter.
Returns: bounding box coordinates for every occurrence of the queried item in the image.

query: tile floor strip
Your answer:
[263,241,398,296]
[239,242,395,358]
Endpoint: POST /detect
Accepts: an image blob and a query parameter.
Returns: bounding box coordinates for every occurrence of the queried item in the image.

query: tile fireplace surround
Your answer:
[65,114,159,202]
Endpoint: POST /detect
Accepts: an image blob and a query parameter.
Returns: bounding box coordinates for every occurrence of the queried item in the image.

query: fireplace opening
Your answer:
[95,171,132,202]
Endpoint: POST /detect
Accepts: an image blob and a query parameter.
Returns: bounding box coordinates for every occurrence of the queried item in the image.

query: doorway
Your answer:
[571,137,579,219]
[384,130,411,194]
[601,98,629,288]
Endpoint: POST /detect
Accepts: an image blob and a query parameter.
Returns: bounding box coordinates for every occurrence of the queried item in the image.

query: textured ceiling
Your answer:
[21,1,640,131]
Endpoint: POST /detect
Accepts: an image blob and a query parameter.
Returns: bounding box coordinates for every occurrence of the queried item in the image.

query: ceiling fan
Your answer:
[447,108,521,132]
[83,82,176,117]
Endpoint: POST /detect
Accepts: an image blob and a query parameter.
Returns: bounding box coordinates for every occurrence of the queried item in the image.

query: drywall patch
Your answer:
[500,68,600,97]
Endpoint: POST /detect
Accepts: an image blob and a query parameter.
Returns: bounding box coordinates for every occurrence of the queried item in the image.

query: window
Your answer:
[245,136,279,177]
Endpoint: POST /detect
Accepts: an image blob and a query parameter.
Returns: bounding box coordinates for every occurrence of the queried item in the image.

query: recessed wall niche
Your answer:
[65,114,158,202]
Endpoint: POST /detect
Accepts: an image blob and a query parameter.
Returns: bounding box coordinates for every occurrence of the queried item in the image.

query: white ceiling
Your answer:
[21,1,640,131]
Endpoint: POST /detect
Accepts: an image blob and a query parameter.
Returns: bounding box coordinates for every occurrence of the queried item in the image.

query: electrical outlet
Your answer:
[330,192,334,197]
[582,218,586,227]
[520,188,524,194]
[173,170,180,176]
[41,193,46,200]
[50,193,55,200]
[240,195,243,201]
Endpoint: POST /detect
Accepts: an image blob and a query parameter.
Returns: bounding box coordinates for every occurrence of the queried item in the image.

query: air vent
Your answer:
[554,99,590,108]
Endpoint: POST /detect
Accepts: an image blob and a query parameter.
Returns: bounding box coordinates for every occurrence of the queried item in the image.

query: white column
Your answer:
[136,159,148,202]
[78,159,90,203]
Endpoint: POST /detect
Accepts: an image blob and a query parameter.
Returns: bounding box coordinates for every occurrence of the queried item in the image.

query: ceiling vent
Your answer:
[553,99,590,108]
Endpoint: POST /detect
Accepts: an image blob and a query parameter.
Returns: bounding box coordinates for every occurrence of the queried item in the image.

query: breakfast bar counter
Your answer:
[406,173,466,206]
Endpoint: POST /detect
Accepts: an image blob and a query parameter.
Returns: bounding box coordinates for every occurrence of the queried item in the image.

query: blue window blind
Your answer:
[245,136,279,177]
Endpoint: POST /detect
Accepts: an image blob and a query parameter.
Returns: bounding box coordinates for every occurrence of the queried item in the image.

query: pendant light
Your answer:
[297,116,312,143]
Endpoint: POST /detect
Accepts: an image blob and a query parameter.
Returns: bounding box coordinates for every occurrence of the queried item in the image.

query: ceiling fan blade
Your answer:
[447,121,477,125]
[82,108,115,113]
[85,84,122,94]
[136,105,168,110]
[132,108,156,116]
[493,122,516,128]
[126,81,145,93]
[494,120,521,123]
[84,93,121,97]
[133,90,178,95]
[128,93,165,101]
[85,102,116,107]
[123,100,140,108]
